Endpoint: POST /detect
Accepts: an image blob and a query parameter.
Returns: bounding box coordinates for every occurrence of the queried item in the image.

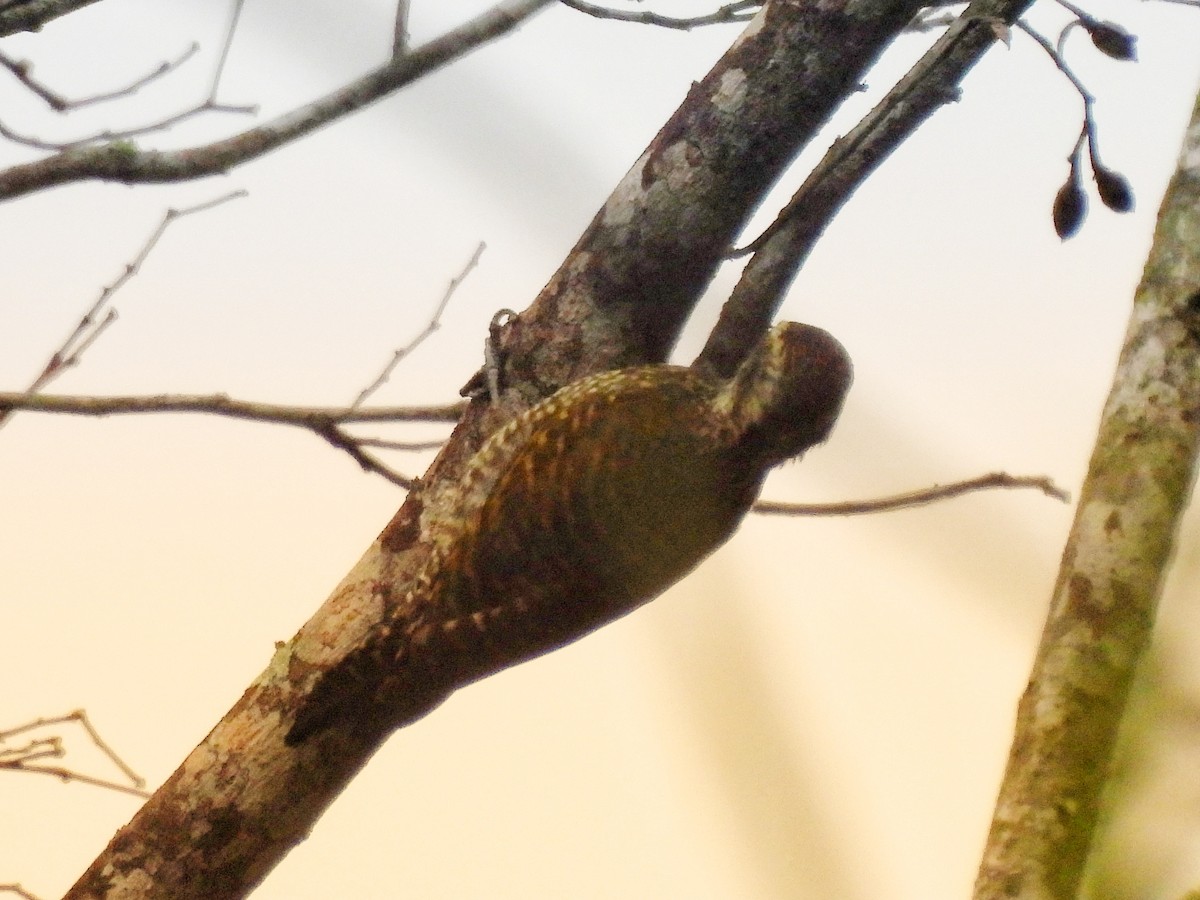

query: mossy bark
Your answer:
[975,89,1200,900]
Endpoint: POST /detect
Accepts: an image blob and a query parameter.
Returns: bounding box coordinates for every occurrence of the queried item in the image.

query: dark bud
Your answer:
[1085,20,1137,61]
[1093,166,1134,213]
[1053,174,1088,240]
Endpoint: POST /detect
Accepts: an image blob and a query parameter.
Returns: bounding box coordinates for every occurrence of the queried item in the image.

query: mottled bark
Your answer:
[698,0,1037,378]
[974,89,1200,900]
[0,0,105,37]
[64,2,935,897]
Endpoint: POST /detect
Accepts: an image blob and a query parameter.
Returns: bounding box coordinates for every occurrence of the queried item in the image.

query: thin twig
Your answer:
[350,241,487,410]
[70,709,144,786]
[313,423,417,488]
[3,762,151,799]
[0,42,200,112]
[393,0,412,55]
[0,0,553,201]
[0,884,42,900]
[556,0,759,29]
[210,0,246,100]
[0,710,150,799]
[1017,20,1094,113]
[0,99,257,151]
[354,436,448,452]
[753,472,1069,516]
[0,0,254,149]
[0,391,465,484]
[0,392,466,423]
[0,189,247,428]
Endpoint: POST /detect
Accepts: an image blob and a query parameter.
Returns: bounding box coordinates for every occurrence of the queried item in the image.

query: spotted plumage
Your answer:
[285,321,851,745]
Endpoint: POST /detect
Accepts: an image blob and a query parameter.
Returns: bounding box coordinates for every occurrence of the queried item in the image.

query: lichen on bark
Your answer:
[974,88,1200,900]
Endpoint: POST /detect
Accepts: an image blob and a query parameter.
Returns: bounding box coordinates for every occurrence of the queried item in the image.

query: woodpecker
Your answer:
[285,321,852,745]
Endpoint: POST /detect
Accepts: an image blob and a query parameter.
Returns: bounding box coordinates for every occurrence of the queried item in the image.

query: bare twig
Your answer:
[0,42,200,112]
[0,884,42,900]
[0,392,466,423]
[1017,20,1094,113]
[2,759,150,799]
[355,436,448,452]
[0,710,149,799]
[311,422,418,488]
[0,390,465,483]
[210,0,246,100]
[0,99,257,151]
[0,0,553,201]
[556,0,759,29]
[754,472,1069,517]
[0,189,247,429]
[1017,16,1135,239]
[350,241,486,410]
[0,0,255,149]
[393,0,412,55]
[68,709,143,785]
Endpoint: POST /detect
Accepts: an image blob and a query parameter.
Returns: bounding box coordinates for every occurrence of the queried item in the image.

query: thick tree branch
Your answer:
[64,2,939,896]
[0,0,105,38]
[0,0,552,201]
[698,0,1037,377]
[497,0,927,396]
[974,88,1200,900]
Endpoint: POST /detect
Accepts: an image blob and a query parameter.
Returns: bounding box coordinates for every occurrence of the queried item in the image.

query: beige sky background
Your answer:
[4,1,1200,897]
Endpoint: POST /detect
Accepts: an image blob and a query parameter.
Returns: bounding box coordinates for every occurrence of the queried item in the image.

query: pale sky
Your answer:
[3,2,1200,898]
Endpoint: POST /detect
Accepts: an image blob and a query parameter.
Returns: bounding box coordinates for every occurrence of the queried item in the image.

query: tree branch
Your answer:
[0,710,149,799]
[753,472,1068,516]
[392,0,411,55]
[0,392,465,424]
[350,241,486,410]
[0,0,553,201]
[0,0,106,38]
[64,2,939,895]
[556,0,759,29]
[0,42,199,112]
[0,0,254,148]
[974,87,1200,900]
[0,391,464,486]
[697,0,1038,378]
[0,190,246,429]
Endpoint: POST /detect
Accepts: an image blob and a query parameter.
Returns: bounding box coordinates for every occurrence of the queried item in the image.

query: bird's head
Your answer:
[716,321,853,467]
